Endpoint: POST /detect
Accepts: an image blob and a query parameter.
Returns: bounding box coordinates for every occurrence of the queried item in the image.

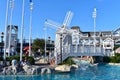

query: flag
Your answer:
[30,0,32,3]
[92,8,97,18]
[29,0,33,10]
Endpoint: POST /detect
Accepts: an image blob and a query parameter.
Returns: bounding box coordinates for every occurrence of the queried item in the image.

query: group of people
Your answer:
[20,59,29,67]
[12,58,29,69]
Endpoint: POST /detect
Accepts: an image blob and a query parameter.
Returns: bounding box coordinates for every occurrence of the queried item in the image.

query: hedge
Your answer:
[60,57,75,65]
[0,56,35,65]
[103,53,120,63]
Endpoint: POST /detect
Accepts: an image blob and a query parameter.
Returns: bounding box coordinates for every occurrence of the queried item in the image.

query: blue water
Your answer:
[1,64,120,80]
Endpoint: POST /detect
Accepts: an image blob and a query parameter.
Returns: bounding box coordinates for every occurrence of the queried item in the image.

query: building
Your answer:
[53,26,120,64]
[6,25,18,55]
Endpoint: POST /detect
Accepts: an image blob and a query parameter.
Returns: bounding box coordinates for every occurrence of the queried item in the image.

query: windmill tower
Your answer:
[45,11,73,64]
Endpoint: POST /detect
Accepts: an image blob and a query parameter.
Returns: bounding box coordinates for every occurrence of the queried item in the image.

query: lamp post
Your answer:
[29,0,33,56]
[8,0,14,57]
[92,8,97,53]
[20,0,25,61]
[44,26,47,62]
[48,36,50,62]
[48,36,51,50]
[60,34,62,63]
[4,0,9,61]
[1,32,4,43]
[1,32,4,57]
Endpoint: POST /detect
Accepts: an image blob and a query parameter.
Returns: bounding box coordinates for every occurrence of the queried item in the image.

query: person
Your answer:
[12,59,17,67]
[20,60,24,67]
[12,59,18,74]
[20,59,29,67]
[25,50,29,56]
[24,57,29,65]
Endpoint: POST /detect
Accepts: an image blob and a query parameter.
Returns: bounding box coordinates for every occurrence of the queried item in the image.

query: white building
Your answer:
[6,25,18,55]
[53,26,120,64]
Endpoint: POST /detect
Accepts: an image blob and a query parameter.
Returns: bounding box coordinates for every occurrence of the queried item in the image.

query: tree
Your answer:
[32,38,45,54]
[113,45,120,50]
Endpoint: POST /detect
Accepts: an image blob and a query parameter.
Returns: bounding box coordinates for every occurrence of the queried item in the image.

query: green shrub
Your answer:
[7,55,20,61]
[61,57,75,65]
[115,53,120,56]
[113,45,120,50]
[110,56,120,63]
[6,56,35,65]
[0,57,3,61]
[103,57,111,63]
[103,54,120,63]
[110,56,117,63]
[27,57,35,65]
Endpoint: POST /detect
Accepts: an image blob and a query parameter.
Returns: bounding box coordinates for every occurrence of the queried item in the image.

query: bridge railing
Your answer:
[56,44,114,64]
[68,45,104,54]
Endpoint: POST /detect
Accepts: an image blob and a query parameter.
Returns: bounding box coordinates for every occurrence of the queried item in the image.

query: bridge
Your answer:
[55,44,114,64]
[45,10,120,65]
[50,31,115,64]
[47,24,117,64]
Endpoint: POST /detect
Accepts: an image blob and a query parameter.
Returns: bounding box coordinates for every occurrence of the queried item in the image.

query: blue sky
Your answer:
[0,0,120,40]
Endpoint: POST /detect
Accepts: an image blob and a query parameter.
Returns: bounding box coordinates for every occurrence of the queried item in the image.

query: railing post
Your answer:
[60,34,62,63]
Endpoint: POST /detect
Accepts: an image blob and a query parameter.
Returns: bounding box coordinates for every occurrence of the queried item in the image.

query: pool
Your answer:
[0,64,120,80]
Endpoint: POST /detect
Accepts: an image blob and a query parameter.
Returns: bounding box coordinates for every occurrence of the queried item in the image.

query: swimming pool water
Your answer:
[0,64,120,80]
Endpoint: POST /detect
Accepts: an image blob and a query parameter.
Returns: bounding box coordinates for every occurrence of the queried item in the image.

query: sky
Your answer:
[0,0,120,40]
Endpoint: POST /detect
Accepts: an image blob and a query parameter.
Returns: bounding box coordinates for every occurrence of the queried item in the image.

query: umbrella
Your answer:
[23,46,32,51]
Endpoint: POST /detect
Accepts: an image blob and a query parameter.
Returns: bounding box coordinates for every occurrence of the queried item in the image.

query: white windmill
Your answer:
[45,11,73,64]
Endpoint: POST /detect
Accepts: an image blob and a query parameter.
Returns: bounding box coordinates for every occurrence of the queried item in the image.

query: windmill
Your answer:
[44,11,74,64]
[45,11,73,33]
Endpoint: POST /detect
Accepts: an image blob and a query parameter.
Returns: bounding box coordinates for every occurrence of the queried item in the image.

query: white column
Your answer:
[44,26,47,62]
[29,2,33,56]
[20,0,25,61]
[4,0,9,60]
[92,8,97,53]
[8,0,14,57]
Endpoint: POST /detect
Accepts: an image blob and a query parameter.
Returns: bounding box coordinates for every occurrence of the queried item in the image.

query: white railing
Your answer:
[54,43,114,64]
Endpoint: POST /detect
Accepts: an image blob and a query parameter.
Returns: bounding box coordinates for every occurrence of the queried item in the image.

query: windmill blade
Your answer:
[66,12,73,27]
[114,27,120,33]
[45,19,62,29]
[45,22,58,30]
[63,11,74,28]
[45,22,59,30]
